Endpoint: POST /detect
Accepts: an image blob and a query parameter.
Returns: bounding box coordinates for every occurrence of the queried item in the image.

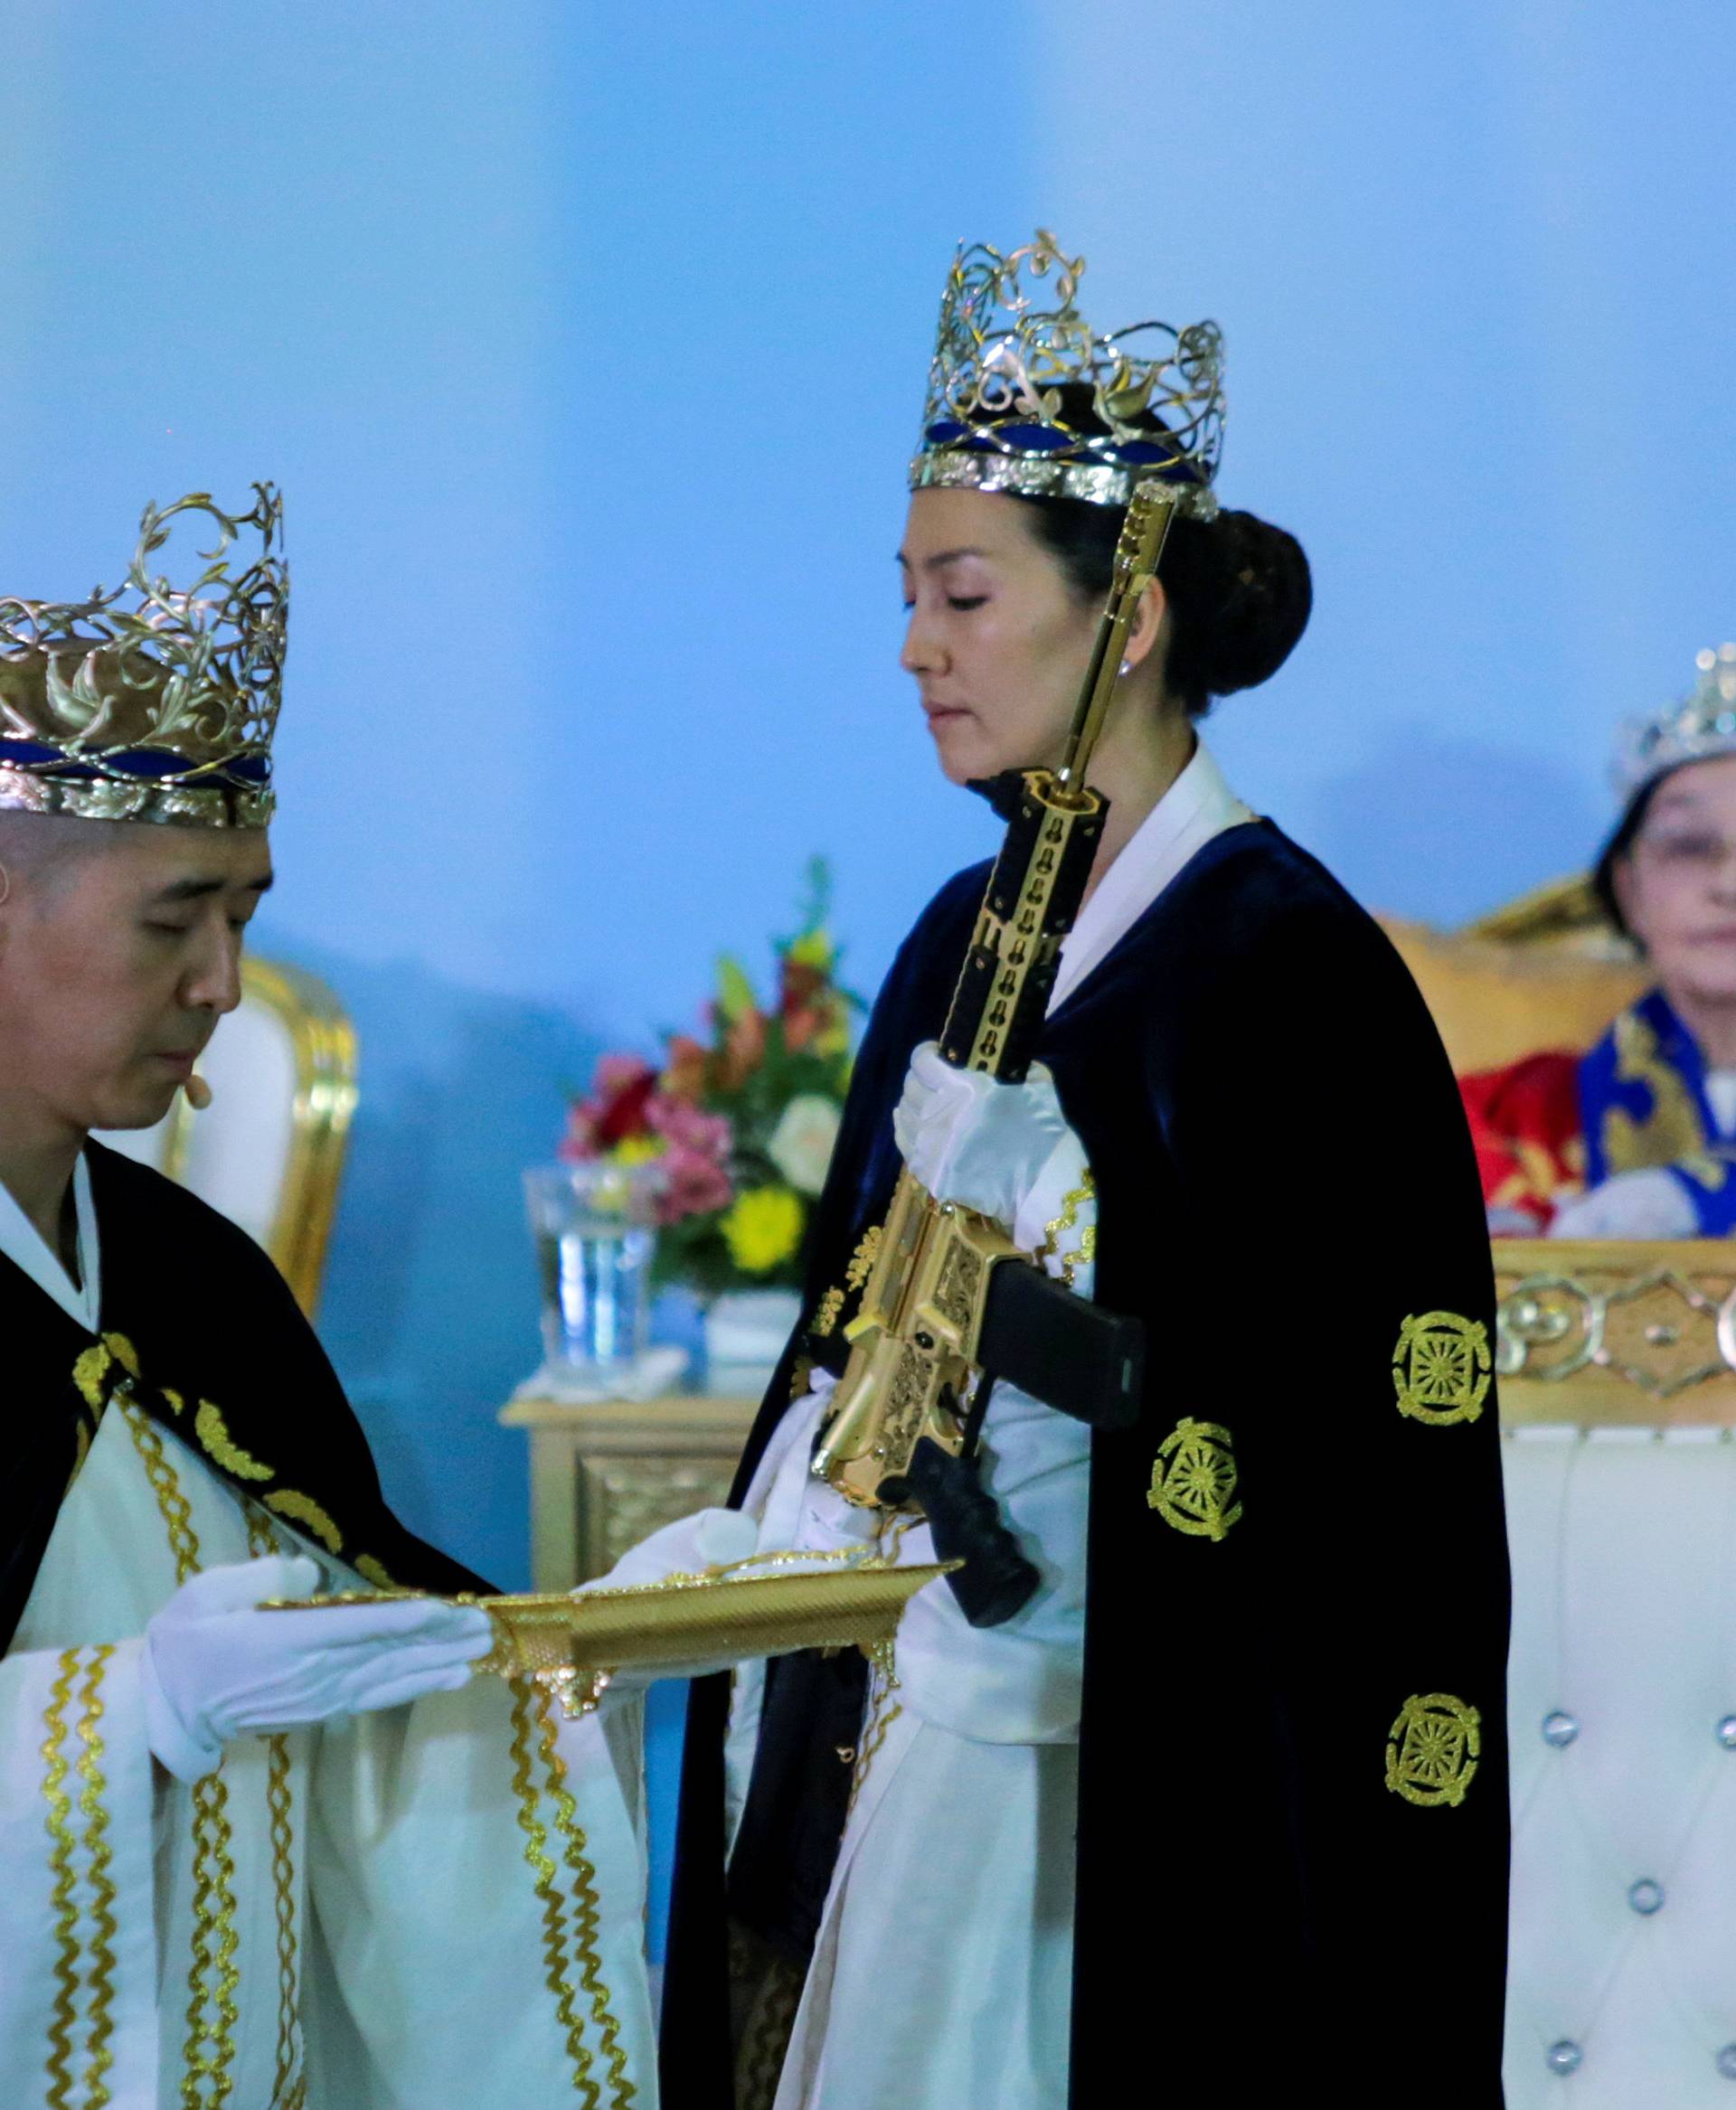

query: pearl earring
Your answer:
[1118,657,1132,677]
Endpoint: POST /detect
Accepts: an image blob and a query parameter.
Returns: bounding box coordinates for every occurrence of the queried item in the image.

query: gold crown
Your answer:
[0,484,287,828]
[910,230,1224,513]
[1616,643,1736,798]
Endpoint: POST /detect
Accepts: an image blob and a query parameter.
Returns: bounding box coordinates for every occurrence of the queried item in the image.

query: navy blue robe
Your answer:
[664,819,1511,2107]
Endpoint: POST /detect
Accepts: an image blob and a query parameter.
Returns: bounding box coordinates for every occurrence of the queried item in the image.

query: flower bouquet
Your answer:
[560,861,858,1304]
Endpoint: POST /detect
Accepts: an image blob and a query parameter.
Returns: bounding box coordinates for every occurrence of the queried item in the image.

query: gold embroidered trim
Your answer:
[354,1553,395,1589]
[535,1687,637,2107]
[1392,1312,1492,1427]
[1035,1172,1095,1288]
[263,1489,344,1555]
[263,1741,298,2106]
[815,1223,886,1340]
[43,1648,81,2109]
[846,1638,901,1821]
[184,1770,242,2105]
[247,1512,302,2107]
[76,1645,119,2105]
[73,1343,110,1411]
[120,1397,203,1582]
[1385,1692,1481,1808]
[844,1224,882,1292]
[1061,1222,1097,1291]
[195,1401,274,1482]
[1146,1418,1242,1540]
[509,1681,599,2105]
[40,1644,122,2108]
[118,1396,243,2107]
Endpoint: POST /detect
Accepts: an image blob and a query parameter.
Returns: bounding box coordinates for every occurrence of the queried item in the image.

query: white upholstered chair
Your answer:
[1492,1244,1736,2105]
[96,956,357,1315]
[1504,1427,1736,2099]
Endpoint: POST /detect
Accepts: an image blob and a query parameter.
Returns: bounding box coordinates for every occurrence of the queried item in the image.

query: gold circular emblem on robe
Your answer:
[1385,1692,1480,1807]
[1146,1418,1242,1540]
[1392,1310,1491,1426]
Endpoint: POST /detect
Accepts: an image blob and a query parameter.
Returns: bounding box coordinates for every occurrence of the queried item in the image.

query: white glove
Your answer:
[893,1041,1069,1230]
[1549,1166,1699,1240]
[141,1555,493,1783]
[575,1507,760,1596]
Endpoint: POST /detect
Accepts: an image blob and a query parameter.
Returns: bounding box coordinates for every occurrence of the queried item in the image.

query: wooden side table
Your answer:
[499,1393,760,1591]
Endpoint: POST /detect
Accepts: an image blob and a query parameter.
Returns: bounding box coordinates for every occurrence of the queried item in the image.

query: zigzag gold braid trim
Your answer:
[1034,1172,1096,1290]
[42,1648,81,2109]
[118,1396,243,2108]
[533,1686,637,2108]
[75,1645,120,2106]
[120,1397,202,1583]
[246,1510,301,2109]
[260,1744,297,2108]
[509,1680,598,2105]
[846,1638,902,1822]
[183,1771,241,2105]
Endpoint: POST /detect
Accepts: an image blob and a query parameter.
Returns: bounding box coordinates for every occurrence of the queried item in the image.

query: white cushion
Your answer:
[1505,1426,1736,2103]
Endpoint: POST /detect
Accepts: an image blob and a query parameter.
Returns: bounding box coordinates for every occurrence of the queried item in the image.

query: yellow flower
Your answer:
[612,1134,667,1169]
[786,928,835,970]
[722,1186,805,1274]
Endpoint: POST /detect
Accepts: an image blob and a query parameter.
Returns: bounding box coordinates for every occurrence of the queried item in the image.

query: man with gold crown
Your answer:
[0,485,739,2106]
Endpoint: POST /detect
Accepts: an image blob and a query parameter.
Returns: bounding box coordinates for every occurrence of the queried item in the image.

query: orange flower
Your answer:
[718,1006,767,1092]
[661,1032,709,1102]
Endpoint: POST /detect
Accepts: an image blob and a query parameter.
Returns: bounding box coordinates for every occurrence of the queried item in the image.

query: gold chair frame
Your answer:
[155,956,358,1316]
[1496,1238,1736,1427]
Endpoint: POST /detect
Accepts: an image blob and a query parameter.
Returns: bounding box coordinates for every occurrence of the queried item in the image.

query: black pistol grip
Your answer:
[906,1436,1041,1629]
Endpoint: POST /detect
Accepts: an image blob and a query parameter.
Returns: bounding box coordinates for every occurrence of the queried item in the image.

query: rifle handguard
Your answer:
[902,1436,1041,1629]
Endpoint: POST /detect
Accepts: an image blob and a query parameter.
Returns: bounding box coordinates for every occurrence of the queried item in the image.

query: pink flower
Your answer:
[658,1142,734,1224]
[648,1096,732,1159]
[643,1095,734,1223]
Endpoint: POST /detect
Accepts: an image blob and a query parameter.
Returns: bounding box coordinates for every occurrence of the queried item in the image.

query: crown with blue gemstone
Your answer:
[910,230,1225,513]
[1616,644,1736,797]
[0,485,287,828]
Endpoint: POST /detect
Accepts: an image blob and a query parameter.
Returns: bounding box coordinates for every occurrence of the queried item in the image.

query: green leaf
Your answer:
[714,953,758,1022]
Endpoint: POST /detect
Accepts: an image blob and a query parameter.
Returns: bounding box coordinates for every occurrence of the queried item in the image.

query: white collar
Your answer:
[0,1152,101,1333]
[1050,739,1252,1014]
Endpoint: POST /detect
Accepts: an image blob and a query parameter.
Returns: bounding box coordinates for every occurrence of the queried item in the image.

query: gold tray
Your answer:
[268,1557,954,1716]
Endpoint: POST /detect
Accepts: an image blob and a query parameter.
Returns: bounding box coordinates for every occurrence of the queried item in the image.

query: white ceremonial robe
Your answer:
[727,739,1253,2110]
[0,1171,656,2110]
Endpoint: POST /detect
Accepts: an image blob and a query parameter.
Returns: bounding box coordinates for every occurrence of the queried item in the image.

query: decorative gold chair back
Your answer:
[1379,872,1646,1076]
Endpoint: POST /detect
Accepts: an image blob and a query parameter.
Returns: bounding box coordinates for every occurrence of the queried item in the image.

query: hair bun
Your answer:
[1162,507,1312,710]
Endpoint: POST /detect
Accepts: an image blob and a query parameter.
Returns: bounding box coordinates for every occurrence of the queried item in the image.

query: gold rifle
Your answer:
[812,480,1177,1519]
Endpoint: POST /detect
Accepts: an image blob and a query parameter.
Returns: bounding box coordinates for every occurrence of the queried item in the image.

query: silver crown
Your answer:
[910,231,1224,513]
[1616,644,1736,797]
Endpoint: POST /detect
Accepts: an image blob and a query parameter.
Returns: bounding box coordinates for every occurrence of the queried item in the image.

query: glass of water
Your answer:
[524,1161,664,1378]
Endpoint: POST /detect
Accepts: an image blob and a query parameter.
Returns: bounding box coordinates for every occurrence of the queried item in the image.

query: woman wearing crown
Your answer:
[0,490,709,2104]
[662,236,1511,2108]
[1466,645,1736,1239]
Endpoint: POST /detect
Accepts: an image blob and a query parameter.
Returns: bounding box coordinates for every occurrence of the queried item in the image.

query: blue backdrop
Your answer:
[4,0,1732,1602]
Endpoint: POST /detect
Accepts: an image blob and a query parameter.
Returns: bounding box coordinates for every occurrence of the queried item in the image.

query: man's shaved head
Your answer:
[0,807,112,893]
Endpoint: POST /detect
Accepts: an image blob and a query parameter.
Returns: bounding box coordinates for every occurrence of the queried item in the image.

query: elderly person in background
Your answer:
[1467,644,1736,1237]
